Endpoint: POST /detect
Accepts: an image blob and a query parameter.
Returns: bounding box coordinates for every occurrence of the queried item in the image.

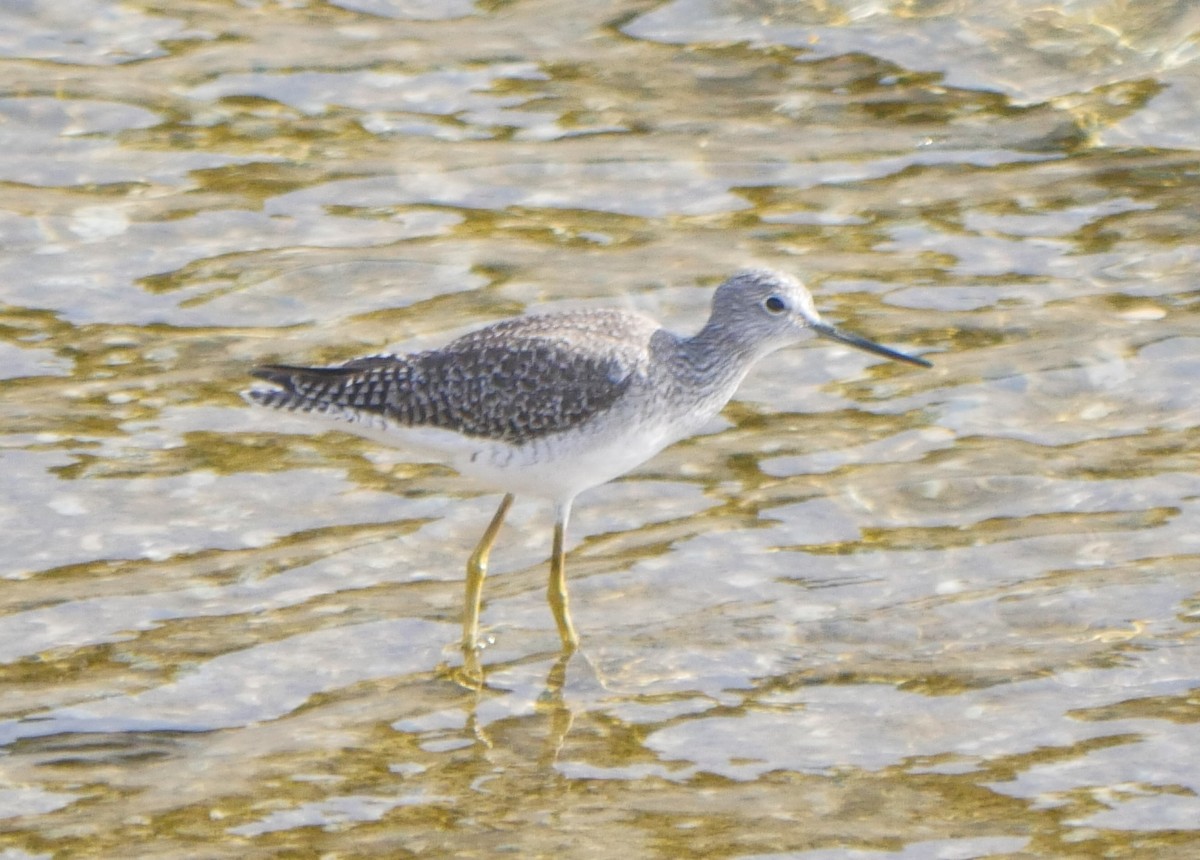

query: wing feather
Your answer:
[247,310,657,444]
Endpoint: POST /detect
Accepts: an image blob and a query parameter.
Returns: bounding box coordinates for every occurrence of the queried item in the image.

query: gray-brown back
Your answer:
[248,309,661,445]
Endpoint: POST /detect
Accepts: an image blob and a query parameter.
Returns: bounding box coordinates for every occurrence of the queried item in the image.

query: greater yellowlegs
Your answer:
[245,268,930,654]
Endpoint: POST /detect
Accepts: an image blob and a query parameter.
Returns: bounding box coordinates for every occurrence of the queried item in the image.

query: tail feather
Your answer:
[250,363,358,387]
[250,365,335,410]
[244,360,403,419]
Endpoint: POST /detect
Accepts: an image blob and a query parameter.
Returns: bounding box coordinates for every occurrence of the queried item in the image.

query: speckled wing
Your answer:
[247,310,658,445]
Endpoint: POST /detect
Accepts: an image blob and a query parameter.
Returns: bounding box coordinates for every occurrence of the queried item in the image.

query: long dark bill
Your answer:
[812,322,932,368]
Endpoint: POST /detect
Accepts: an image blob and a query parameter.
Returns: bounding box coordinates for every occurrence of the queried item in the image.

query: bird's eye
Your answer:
[764,295,787,314]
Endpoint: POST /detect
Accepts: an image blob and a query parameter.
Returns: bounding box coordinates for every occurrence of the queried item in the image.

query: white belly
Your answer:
[296,401,705,503]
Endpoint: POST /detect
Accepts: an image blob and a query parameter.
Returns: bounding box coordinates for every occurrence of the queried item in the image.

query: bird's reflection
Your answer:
[447,648,598,768]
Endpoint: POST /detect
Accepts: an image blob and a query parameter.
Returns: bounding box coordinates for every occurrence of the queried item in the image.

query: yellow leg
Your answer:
[548,500,579,653]
[462,493,513,653]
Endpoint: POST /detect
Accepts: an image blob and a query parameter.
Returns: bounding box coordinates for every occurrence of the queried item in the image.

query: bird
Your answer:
[244,268,931,656]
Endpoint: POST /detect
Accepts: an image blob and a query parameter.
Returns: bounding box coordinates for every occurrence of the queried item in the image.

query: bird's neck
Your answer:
[686,315,762,365]
[668,320,763,395]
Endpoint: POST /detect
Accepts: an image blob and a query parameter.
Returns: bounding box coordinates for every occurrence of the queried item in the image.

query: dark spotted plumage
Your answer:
[247,310,656,445]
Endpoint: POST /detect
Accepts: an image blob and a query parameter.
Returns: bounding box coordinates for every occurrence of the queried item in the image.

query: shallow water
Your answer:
[2,0,1199,857]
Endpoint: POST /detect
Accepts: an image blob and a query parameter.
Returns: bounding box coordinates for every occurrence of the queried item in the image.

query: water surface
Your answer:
[1,0,1198,857]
